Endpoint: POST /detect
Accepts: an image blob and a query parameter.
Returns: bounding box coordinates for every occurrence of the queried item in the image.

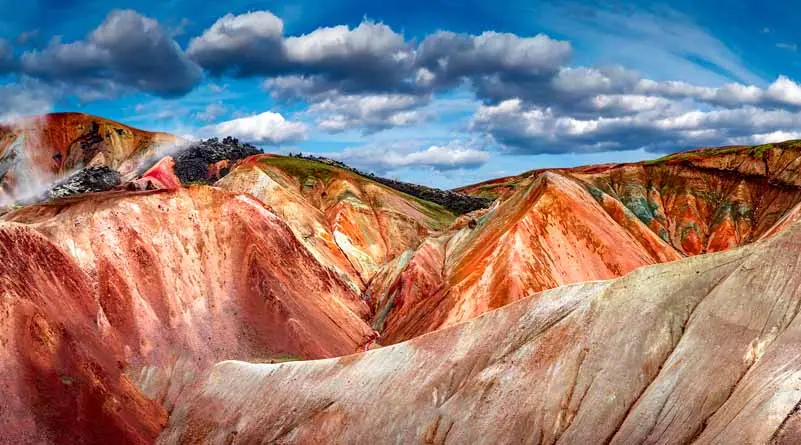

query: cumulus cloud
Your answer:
[283,21,413,90]
[416,31,571,89]
[204,111,307,144]
[20,9,201,97]
[14,6,801,160]
[729,131,801,145]
[324,141,490,171]
[190,13,414,94]
[307,93,429,133]
[471,98,801,154]
[186,11,285,76]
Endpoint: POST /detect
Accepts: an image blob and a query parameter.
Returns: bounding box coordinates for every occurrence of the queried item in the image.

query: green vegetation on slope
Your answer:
[258,156,457,229]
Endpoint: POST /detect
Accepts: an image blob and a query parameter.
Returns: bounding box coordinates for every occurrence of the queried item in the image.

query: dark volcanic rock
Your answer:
[368,176,493,214]
[173,137,261,184]
[46,166,121,200]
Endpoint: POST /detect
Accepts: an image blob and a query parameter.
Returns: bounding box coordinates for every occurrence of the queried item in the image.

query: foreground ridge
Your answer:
[161,218,801,444]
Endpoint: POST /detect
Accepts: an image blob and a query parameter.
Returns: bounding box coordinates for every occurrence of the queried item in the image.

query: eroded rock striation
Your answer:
[365,142,801,343]
[0,223,166,444]
[5,113,801,444]
[160,218,801,444]
[2,186,377,442]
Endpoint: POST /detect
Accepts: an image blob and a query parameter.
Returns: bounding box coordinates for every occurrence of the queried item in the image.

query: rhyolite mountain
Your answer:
[3,113,801,444]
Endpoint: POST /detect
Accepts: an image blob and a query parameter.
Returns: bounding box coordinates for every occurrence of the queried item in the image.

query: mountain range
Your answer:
[2,113,801,444]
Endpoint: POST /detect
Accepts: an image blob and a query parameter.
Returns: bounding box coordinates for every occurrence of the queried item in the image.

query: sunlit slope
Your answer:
[4,186,376,409]
[161,217,801,444]
[218,154,456,286]
[459,142,801,255]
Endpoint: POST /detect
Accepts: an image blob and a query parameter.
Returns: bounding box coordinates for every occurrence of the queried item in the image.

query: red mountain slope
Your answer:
[160,217,801,444]
[368,143,801,344]
[4,186,376,411]
[0,223,166,444]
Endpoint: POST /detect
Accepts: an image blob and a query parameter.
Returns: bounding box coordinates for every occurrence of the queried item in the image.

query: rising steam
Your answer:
[0,119,59,207]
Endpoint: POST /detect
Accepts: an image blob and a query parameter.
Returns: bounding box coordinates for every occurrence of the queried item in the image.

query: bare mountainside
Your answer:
[161,217,801,444]
[3,113,801,443]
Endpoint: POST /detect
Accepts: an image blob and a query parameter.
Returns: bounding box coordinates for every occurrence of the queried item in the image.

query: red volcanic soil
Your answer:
[3,187,376,417]
[0,223,166,444]
[369,142,801,344]
[160,218,801,444]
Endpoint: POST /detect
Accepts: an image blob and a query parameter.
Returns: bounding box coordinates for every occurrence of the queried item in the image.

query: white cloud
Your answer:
[187,11,284,75]
[308,93,428,132]
[205,111,307,144]
[284,21,410,65]
[324,141,490,171]
[194,103,226,123]
[20,9,201,97]
[0,82,53,121]
[765,75,801,106]
[471,97,801,154]
[729,130,801,145]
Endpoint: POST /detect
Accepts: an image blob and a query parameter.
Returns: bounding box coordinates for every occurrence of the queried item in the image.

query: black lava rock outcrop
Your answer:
[173,137,261,184]
[366,176,493,214]
[287,154,493,214]
[46,166,121,200]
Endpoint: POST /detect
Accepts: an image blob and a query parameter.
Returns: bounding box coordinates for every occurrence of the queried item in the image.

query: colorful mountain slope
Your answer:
[160,217,801,445]
[6,112,801,444]
[0,113,178,203]
[363,142,801,344]
[0,223,166,444]
[3,186,376,410]
[459,142,801,255]
[217,154,456,286]
[369,171,683,344]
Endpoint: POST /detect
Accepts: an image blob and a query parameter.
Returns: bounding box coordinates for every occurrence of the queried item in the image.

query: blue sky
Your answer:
[3,0,801,187]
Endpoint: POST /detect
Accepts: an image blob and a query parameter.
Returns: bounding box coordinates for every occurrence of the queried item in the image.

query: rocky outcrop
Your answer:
[160,217,801,444]
[170,137,259,184]
[45,166,121,200]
